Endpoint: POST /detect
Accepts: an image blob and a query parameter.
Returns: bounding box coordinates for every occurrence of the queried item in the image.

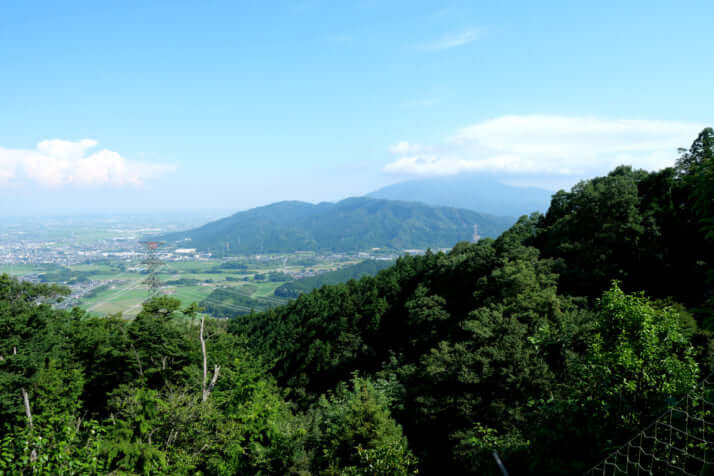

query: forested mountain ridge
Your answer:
[157,197,514,255]
[232,127,714,474]
[367,174,553,217]
[0,128,712,475]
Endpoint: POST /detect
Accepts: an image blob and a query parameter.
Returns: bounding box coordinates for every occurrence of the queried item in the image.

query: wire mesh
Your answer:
[584,375,714,476]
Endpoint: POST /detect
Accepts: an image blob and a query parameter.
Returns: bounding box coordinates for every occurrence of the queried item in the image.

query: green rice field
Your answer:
[2,255,355,319]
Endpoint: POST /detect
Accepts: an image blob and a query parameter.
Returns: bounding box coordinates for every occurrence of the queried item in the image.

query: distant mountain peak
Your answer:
[367,174,552,217]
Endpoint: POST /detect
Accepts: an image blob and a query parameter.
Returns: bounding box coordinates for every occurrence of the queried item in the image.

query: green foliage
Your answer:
[103,387,171,474]
[0,276,311,475]
[232,240,587,473]
[72,315,136,415]
[159,197,513,255]
[676,127,714,325]
[3,129,714,474]
[576,283,698,428]
[37,265,99,284]
[306,376,417,475]
[228,129,714,474]
[200,287,286,317]
[128,297,192,386]
[0,417,106,475]
[268,271,292,282]
[533,154,714,316]
[274,260,394,298]
[452,423,529,474]
[213,261,249,271]
[527,285,701,474]
[532,166,649,297]
[232,274,391,404]
[0,275,77,427]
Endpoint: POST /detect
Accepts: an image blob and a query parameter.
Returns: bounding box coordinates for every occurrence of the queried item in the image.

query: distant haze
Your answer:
[1,3,712,216]
[367,175,552,218]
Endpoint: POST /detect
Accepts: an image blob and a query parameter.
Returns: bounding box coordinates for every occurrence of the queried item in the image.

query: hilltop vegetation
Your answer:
[231,128,714,474]
[0,128,712,475]
[274,259,394,298]
[158,197,514,255]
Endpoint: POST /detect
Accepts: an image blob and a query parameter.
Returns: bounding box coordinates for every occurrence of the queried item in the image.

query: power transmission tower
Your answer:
[140,241,165,298]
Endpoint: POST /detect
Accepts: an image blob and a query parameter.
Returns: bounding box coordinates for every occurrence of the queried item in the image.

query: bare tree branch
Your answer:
[206,365,220,399]
[21,387,38,460]
[21,388,33,428]
[14,344,37,462]
[75,414,84,433]
[130,343,144,378]
[200,315,220,402]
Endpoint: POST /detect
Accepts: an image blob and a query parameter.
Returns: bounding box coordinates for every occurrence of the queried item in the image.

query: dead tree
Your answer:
[9,347,37,462]
[21,388,33,428]
[200,315,220,402]
[12,346,34,428]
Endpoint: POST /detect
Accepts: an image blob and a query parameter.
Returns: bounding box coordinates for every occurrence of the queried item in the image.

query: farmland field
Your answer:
[2,247,373,319]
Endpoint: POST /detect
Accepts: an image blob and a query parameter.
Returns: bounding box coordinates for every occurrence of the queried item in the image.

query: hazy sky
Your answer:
[1,0,712,216]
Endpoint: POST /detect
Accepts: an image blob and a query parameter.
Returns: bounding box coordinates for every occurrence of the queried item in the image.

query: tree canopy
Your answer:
[1,129,713,474]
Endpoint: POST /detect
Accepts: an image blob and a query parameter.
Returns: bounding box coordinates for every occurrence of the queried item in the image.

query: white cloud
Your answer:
[37,139,98,160]
[385,153,546,175]
[388,141,422,155]
[385,115,705,179]
[0,139,171,187]
[428,29,480,50]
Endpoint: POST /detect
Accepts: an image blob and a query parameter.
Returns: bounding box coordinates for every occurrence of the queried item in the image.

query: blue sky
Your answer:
[1,0,712,216]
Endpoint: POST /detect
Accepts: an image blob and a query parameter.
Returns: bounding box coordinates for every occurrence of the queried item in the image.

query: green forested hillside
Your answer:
[158,197,514,255]
[274,259,395,298]
[230,128,714,474]
[1,129,712,475]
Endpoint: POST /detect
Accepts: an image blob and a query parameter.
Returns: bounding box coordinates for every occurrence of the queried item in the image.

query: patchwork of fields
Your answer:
[2,256,357,319]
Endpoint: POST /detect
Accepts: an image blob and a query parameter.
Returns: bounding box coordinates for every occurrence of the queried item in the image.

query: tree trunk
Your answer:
[131,344,144,377]
[21,388,33,428]
[21,387,38,462]
[200,315,220,401]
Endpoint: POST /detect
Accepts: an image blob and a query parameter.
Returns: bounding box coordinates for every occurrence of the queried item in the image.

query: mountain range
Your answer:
[367,174,553,217]
[158,197,514,255]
